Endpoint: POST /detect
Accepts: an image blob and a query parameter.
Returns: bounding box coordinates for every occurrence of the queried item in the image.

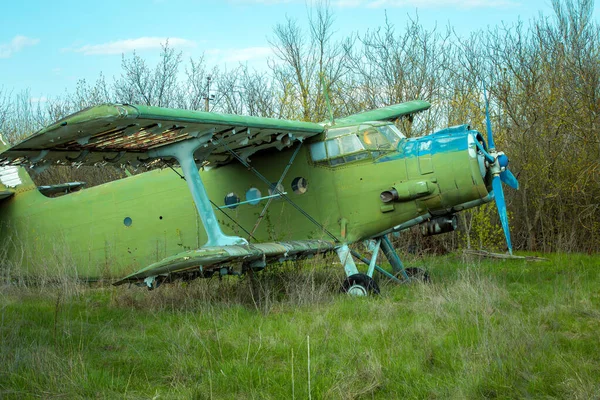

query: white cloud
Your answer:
[70,37,196,55]
[336,0,519,8]
[207,47,274,63]
[30,96,48,103]
[0,35,40,58]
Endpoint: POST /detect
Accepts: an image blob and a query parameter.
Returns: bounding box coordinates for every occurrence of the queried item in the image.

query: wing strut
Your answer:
[148,138,248,247]
[166,163,258,241]
[212,137,340,243]
[248,142,303,240]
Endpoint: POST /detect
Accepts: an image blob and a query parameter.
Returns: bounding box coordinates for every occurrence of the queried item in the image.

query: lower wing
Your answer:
[113,239,335,286]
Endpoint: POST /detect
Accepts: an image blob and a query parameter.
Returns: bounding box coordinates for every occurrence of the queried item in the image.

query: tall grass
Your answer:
[1,253,599,398]
[113,257,344,314]
[0,232,84,298]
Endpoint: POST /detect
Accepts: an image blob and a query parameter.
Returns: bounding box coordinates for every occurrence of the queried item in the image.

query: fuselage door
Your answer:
[417,139,434,174]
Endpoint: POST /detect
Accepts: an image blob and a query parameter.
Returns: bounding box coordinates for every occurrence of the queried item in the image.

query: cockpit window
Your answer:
[358,125,391,150]
[310,123,402,166]
[326,126,357,139]
[323,134,366,162]
[310,141,327,161]
[311,133,367,165]
[377,124,405,148]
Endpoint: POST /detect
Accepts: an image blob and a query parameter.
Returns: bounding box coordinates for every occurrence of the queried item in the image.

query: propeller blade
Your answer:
[492,175,513,255]
[500,169,519,190]
[483,80,495,151]
[475,141,496,163]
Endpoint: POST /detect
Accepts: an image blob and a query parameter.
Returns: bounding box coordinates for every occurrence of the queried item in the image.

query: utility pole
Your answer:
[204,76,212,112]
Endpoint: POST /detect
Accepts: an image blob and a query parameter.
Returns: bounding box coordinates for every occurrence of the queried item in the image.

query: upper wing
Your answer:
[335,100,430,124]
[0,104,325,168]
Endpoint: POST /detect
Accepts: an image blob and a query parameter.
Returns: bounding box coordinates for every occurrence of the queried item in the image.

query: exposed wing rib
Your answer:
[113,239,336,286]
[1,104,325,168]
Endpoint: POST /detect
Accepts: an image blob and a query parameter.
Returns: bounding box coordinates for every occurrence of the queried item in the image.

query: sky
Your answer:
[1,0,597,102]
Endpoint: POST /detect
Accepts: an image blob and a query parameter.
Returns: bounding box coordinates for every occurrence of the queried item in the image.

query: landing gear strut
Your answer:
[335,235,429,296]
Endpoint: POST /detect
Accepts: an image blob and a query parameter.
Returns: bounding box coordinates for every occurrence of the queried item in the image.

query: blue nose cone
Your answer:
[498,153,509,168]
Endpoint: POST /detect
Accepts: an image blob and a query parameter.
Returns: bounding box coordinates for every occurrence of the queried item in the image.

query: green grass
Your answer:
[1,253,599,399]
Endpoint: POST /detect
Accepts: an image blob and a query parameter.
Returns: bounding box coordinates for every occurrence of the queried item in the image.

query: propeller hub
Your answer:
[497,153,509,169]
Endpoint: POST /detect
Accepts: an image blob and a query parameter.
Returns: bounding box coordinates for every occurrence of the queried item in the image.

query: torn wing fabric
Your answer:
[0,104,326,168]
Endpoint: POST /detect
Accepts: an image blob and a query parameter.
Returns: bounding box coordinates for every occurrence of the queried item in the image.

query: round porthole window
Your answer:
[224,192,241,209]
[245,187,262,205]
[291,177,308,194]
[123,217,132,227]
[268,182,285,198]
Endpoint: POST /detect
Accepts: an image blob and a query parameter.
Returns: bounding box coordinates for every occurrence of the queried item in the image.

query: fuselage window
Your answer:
[224,192,241,208]
[245,188,262,205]
[291,177,308,194]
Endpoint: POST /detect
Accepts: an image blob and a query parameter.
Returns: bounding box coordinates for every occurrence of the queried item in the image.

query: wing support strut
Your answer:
[212,137,339,243]
[149,138,248,247]
[248,142,303,240]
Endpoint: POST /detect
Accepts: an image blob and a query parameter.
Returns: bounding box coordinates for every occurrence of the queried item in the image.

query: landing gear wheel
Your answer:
[342,273,380,296]
[403,267,430,282]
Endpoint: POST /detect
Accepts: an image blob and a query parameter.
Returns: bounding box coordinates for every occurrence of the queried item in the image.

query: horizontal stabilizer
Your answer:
[335,100,430,125]
[114,239,335,286]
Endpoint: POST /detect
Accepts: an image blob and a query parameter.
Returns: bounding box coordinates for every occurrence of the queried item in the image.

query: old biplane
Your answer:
[0,91,518,295]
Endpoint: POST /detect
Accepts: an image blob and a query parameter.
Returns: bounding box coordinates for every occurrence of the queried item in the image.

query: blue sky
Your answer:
[1,0,596,102]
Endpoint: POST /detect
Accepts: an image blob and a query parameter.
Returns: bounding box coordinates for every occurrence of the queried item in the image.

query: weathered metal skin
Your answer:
[114,240,335,285]
[0,102,498,285]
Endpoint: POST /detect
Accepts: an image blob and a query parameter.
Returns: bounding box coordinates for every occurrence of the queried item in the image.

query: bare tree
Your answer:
[269,1,347,122]
[114,40,182,107]
[344,14,452,135]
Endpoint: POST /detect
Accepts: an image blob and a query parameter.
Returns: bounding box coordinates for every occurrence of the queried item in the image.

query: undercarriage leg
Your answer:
[336,244,359,277]
[365,238,381,278]
[337,244,380,296]
[350,250,403,284]
[381,235,410,281]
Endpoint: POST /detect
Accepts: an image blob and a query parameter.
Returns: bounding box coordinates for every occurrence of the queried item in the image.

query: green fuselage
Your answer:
[0,127,490,279]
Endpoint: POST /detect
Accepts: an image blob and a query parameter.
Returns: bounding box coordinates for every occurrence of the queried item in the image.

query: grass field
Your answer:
[1,253,599,399]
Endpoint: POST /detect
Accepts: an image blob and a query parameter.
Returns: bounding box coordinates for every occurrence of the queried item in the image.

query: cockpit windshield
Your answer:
[310,122,405,166]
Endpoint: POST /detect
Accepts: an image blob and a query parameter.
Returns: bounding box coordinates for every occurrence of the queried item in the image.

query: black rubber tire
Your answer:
[342,273,381,295]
